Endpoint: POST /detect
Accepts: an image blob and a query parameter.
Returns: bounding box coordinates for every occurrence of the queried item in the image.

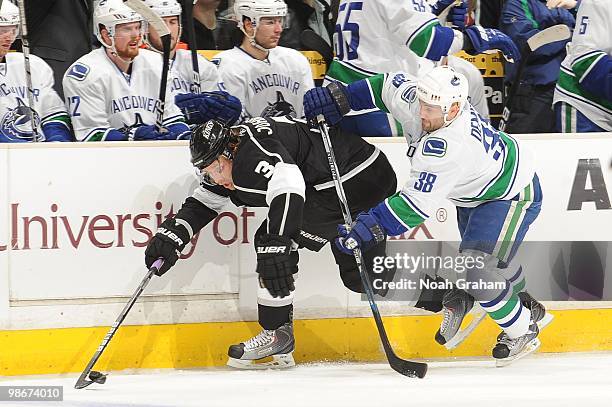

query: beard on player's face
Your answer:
[108,22,143,59]
[419,101,445,132]
[115,37,141,59]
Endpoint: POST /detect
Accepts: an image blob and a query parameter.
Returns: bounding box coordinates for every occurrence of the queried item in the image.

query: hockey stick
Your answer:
[498,24,571,131]
[17,0,40,142]
[182,0,201,93]
[316,115,428,379]
[74,258,164,389]
[124,0,171,132]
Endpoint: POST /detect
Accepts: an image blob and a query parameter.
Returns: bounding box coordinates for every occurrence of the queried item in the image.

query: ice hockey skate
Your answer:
[435,288,487,350]
[494,321,540,367]
[227,322,295,369]
[519,291,554,331]
[495,292,553,343]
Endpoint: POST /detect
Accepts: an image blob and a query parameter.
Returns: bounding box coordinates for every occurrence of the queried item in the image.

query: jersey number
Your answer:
[67,96,81,117]
[255,161,275,179]
[414,172,437,193]
[578,16,589,35]
[411,0,426,12]
[335,1,363,61]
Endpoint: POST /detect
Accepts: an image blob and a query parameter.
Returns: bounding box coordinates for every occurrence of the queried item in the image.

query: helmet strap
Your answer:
[442,103,462,126]
[240,22,271,53]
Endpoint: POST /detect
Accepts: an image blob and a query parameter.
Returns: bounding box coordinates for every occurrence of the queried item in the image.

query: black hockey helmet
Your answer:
[190,120,231,169]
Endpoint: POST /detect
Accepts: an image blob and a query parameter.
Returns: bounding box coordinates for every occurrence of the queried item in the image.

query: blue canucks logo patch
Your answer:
[211,58,221,67]
[401,85,417,104]
[422,137,447,157]
[450,76,461,86]
[0,99,43,142]
[67,63,90,81]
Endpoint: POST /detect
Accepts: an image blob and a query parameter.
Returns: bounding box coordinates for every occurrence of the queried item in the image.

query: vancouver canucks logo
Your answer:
[260,91,296,118]
[117,113,145,136]
[450,76,461,86]
[0,99,43,142]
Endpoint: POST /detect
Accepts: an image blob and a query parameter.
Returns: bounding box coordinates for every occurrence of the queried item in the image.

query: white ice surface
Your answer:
[2,353,611,407]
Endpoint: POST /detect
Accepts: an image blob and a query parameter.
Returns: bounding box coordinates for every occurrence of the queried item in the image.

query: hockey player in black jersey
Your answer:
[144,116,398,368]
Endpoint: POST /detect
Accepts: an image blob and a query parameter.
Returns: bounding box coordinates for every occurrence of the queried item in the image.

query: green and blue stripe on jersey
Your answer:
[41,111,73,142]
[405,18,455,61]
[557,52,612,109]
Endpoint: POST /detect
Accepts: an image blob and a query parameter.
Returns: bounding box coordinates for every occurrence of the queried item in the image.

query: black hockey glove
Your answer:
[255,234,298,298]
[145,218,191,276]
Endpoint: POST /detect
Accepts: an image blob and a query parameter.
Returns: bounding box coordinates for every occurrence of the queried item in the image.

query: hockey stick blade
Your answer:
[300,29,333,69]
[527,24,571,52]
[389,353,428,378]
[74,259,163,389]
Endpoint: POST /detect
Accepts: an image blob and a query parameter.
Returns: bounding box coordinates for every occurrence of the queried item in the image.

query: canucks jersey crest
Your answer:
[260,91,296,118]
[0,99,43,142]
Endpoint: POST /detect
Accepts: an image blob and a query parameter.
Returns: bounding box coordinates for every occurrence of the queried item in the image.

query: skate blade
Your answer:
[444,307,487,350]
[495,338,541,367]
[227,353,295,370]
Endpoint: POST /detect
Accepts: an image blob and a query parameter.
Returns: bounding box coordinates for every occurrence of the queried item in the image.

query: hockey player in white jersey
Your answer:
[142,0,220,94]
[214,0,314,121]
[553,0,612,132]
[329,0,517,136]
[141,0,242,127]
[304,66,547,364]
[0,1,72,143]
[62,0,189,141]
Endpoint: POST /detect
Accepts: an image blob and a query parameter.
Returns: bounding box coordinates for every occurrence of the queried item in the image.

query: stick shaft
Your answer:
[17,0,39,141]
[183,0,201,93]
[74,259,162,389]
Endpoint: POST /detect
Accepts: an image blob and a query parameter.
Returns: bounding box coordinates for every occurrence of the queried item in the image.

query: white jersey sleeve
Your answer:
[346,71,424,142]
[217,49,252,118]
[30,55,71,126]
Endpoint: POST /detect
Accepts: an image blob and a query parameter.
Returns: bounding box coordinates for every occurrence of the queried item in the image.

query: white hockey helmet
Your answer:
[417,65,469,124]
[142,0,183,53]
[0,1,20,27]
[143,0,182,18]
[234,0,287,30]
[94,0,144,47]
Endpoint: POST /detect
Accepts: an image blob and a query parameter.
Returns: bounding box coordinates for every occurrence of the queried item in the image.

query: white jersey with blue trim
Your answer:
[376,72,535,213]
[553,0,612,131]
[0,53,71,141]
[216,46,314,120]
[62,48,185,141]
[327,0,464,82]
[169,48,220,94]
